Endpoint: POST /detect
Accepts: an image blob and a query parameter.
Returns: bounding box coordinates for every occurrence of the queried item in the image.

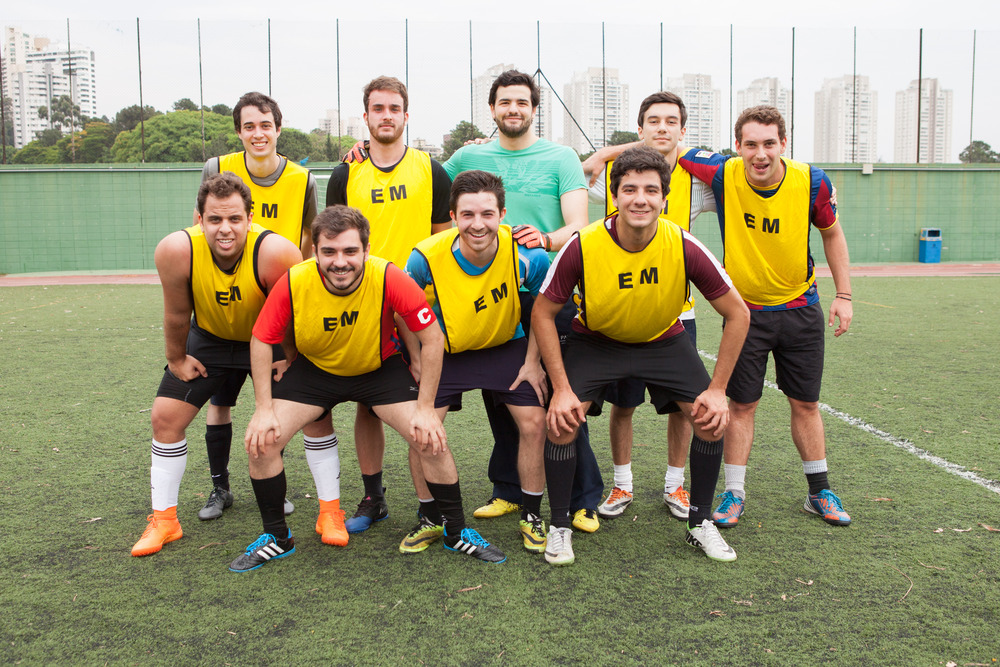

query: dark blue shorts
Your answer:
[436,337,543,409]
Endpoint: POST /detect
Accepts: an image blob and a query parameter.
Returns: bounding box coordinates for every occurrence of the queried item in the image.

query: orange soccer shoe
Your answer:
[315,499,349,546]
[131,509,183,557]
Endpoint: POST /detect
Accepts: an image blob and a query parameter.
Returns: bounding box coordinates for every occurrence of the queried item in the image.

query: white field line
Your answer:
[697,350,1000,496]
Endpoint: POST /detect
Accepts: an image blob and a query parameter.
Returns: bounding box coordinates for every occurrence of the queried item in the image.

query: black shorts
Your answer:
[563,331,710,417]
[271,354,418,411]
[605,316,698,412]
[727,302,825,404]
[157,366,249,409]
[209,344,286,407]
[436,338,543,410]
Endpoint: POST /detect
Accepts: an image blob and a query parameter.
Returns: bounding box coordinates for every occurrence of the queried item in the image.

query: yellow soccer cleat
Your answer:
[472,497,521,519]
[571,508,600,533]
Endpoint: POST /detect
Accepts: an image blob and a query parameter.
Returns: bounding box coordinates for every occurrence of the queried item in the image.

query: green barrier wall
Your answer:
[2,162,998,274]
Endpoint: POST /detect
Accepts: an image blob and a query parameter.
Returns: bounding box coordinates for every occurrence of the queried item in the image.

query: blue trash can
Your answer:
[919,228,941,263]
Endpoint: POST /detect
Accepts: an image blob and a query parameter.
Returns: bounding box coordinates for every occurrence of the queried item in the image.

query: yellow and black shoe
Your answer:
[399,513,444,554]
[519,513,547,553]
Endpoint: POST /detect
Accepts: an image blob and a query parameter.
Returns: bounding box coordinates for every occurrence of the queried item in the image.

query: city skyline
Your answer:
[3,14,1000,162]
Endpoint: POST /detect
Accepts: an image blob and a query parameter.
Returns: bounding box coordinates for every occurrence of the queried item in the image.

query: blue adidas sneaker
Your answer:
[443,527,507,563]
[229,532,295,573]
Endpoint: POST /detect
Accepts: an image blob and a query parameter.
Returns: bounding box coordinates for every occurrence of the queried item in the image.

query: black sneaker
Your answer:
[345,493,388,533]
[443,527,507,563]
[228,532,295,573]
[198,486,233,521]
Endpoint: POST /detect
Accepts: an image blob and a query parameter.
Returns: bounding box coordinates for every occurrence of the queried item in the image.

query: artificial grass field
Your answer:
[1,276,997,665]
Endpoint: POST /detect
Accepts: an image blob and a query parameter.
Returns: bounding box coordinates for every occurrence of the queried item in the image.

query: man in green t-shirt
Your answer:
[443,70,604,534]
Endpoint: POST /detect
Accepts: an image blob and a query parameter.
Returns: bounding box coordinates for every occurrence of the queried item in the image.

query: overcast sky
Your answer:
[8,1,1000,161]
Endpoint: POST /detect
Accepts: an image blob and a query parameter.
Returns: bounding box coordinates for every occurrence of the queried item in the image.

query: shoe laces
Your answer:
[208,487,228,501]
[524,513,544,531]
[460,528,491,549]
[813,489,844,512]
[246,533,277,552]
[548,527,569,551]
[715,491,739,512]
[696,520,727,549]
[671,487,690,502]
[608,487,631,503]
[355,495,379,512]
[581,509,597,521]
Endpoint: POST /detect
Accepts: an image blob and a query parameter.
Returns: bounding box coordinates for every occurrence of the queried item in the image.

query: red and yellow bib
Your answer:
[288,257,389,376]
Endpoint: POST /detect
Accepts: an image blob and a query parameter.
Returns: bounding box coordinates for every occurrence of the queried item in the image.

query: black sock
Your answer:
[688,435,724,529]
[362,472,385,498]
[250,471,289,543]
[521,491,543,520]
[419,499,443,525]
[425,480,465,543]
[806,471,830,495]
[205,423,232,490]
[544,439,576,528]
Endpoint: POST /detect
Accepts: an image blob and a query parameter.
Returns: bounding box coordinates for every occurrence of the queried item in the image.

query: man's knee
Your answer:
[729,400,759,419]
[788,397,819,417]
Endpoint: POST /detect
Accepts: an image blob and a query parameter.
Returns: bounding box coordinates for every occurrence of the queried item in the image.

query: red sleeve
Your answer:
[540,235,582,304]
[682,230,733,302]
[252,271,292,344]
[384,263,436,333]
[811,168,838,230]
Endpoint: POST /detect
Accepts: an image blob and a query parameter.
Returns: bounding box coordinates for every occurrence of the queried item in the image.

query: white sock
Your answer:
[802,458,828,474]
[663,465,685,493]
[613,463,633,492]
[151,439,187,511]
[724,464,747,498]
[304,433,340,502]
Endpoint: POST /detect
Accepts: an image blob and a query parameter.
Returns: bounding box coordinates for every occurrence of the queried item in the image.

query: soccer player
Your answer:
[679,105,853,528]
[230,205,505,572]
[325,76,452,538]
[533,146,750,566]
[405,170,550,554]
[581,91,716,521]
[443,69,604,533]
[131,172,303,557]
[195,91,328,522]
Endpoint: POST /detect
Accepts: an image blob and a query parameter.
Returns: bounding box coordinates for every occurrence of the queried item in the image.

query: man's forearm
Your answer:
[250,336,275,407]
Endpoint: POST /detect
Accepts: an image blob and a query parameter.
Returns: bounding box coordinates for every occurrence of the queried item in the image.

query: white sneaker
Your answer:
[686,519,737,562]
[544,525,575,566]
[663,486,690,519]
[284,497,295,515]
[597,486,633,518]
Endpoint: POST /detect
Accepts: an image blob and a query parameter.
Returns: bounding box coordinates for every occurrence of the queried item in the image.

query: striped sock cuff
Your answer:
[151,439,187,457]
[304,433,339,451]
[691,436,723,456]
[545,440,576,462]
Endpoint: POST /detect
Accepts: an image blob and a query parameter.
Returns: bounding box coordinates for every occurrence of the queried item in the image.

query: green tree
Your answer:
[173,98,199,112]
[11,141,59,164]
[109,110,239,162]
[35,128,63,147]
[60,121,117,163]
[211,103,233,118]
[719,148,736,157]
[959,140,999,164]
[114,104,160,133]
[38,95,82,132]
[309,130,357,162]
[607,130,638,146]
[441,121,486,161]
[277,127,313,163]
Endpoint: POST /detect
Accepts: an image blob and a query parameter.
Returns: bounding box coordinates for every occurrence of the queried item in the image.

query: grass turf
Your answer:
[0,277,997,665]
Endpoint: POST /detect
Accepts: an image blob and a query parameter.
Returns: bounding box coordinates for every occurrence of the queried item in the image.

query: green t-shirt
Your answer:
[444,139,587,235]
